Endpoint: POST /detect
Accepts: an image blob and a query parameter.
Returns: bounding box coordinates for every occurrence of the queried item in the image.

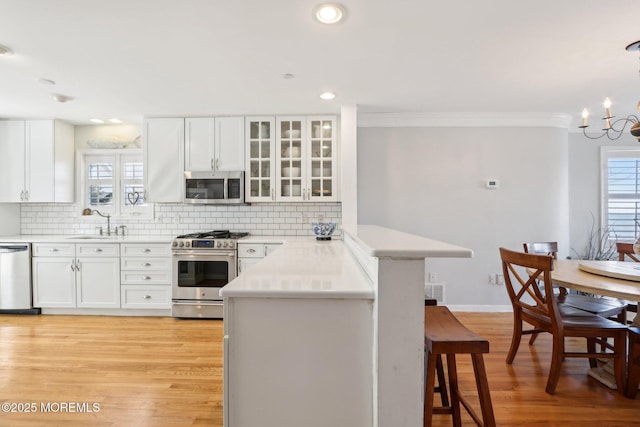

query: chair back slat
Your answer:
[500,247,560,328]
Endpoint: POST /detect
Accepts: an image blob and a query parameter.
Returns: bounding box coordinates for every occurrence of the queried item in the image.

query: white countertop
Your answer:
[221,237,374,299]
[343,224,474,258]
[237,235,314,244]
[0,234,172,243]
[222,226,473,299]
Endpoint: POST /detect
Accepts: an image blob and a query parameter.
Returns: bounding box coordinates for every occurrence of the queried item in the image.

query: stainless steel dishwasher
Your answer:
[0,243,40,314]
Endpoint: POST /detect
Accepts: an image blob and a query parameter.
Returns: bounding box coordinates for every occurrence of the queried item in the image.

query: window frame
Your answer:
[601,146,640,240]
[78,148,153,219]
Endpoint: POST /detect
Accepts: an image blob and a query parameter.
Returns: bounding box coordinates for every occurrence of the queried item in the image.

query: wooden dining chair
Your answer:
[499,247,628,394]
[616,242,640,262]
[523,242,627,335]
[616,242,639,318]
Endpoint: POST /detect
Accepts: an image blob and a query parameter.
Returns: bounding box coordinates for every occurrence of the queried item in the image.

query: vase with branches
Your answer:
[571,213,617,261]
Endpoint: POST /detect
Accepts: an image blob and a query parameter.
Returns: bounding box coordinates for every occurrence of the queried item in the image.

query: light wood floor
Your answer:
[0,313,637,426]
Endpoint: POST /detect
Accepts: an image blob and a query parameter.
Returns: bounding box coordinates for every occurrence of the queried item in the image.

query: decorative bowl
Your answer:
[282,166,300,177]
[311,222,336,240]
[284,129,301,138]
[284,146,300,157]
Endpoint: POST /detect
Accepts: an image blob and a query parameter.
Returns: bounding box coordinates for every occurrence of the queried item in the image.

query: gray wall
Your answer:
[357,126,570,309]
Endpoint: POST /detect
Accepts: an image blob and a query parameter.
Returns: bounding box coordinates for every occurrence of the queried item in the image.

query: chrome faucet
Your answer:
[82,208,112,235]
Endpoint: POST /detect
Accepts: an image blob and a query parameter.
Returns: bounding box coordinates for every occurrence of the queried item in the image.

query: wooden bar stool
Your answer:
[627,327,640,399]
[424,298,449,408]
[424,306,495,427]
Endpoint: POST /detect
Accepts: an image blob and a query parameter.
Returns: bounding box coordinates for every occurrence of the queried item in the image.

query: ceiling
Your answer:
[1,0,640,128]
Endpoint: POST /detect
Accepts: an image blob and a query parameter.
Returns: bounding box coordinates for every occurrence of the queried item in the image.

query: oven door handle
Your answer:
[172,251,236,258]
[172,300,223,306]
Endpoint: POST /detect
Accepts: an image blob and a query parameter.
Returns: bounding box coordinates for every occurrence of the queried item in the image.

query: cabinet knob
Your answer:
[143,276,151,280]
[94,248,103,252]
[143,295,151,299]
[247,248,256,253]
[143,262,152,267]
[50,248,59,252]
[143,248,151,253]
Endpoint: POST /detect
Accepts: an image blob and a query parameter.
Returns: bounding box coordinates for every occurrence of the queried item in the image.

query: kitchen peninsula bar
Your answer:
[220,225,473,427]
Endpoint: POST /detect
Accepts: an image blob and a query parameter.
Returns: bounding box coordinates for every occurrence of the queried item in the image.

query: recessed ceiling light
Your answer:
[51,93,73,103]
[0,44,14,56]
[90,118,105,124]
[320,91,336,100]
[313,3,346,24]
[108,118,122,124]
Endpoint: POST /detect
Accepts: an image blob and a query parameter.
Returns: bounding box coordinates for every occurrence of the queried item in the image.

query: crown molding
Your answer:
[357,112,573,129]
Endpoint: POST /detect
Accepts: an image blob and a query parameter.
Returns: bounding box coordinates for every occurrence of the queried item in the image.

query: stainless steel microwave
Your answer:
[184,171,245,204]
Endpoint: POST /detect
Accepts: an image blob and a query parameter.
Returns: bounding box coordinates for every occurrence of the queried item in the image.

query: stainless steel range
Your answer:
[171,230,248,319]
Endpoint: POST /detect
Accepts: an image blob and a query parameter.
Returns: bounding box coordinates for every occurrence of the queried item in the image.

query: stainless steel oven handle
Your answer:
[172,251,236,258]
[172,300,223,306]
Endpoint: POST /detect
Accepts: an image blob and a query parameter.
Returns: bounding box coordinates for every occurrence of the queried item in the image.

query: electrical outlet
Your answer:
[489,273,504,285]
[429,272,437,282]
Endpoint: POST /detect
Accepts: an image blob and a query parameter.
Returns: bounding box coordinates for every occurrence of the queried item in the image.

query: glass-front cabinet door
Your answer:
[277,117,306,201]
[307,116,337,201]
[245,117,275,202]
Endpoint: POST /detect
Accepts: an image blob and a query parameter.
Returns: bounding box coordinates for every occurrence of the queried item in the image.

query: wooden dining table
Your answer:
[551,259,640,327]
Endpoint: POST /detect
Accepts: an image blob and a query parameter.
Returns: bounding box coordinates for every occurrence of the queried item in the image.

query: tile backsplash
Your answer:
[21,202,342,237]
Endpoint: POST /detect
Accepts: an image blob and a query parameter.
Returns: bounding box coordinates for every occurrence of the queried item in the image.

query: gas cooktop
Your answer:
[172,230,249,250]
[176,230,249,239]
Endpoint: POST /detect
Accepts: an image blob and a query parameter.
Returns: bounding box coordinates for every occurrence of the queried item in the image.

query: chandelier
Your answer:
[579,40,640,141]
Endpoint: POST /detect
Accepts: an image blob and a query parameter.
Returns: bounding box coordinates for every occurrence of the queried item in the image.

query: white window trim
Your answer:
[600,146,640,240]
[77,148,153,219]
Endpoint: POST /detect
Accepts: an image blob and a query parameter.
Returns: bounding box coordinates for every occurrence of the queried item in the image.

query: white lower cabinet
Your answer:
[120,243,172,309]
[237,242,282,274]
[33,243,120,308]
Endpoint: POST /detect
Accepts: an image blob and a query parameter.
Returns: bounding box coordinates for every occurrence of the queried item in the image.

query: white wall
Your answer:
[357,126,570,308]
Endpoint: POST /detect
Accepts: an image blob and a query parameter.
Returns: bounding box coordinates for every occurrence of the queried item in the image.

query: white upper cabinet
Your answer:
[276,115,338,202]
[185,117,245,171]
[276,116,306,202]
[216,117,245,171]
[245,117,276,202]
[0,119,74,203]
[306,116,338,202]
[144,117,185,203]
[0,120,25,202]
[185,117,214,171]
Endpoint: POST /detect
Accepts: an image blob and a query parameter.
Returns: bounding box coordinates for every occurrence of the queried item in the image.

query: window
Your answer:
[602,147,640,240]
[80,150,152,218]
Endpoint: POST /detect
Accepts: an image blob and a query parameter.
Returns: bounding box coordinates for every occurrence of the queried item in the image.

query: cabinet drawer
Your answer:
[121,243,171,257]
[77,243,120,257]
[237,243,265,258]
[121,257,171,271]
[121,285,171,309]
[121,271,171,285]
[33,243,75,257]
